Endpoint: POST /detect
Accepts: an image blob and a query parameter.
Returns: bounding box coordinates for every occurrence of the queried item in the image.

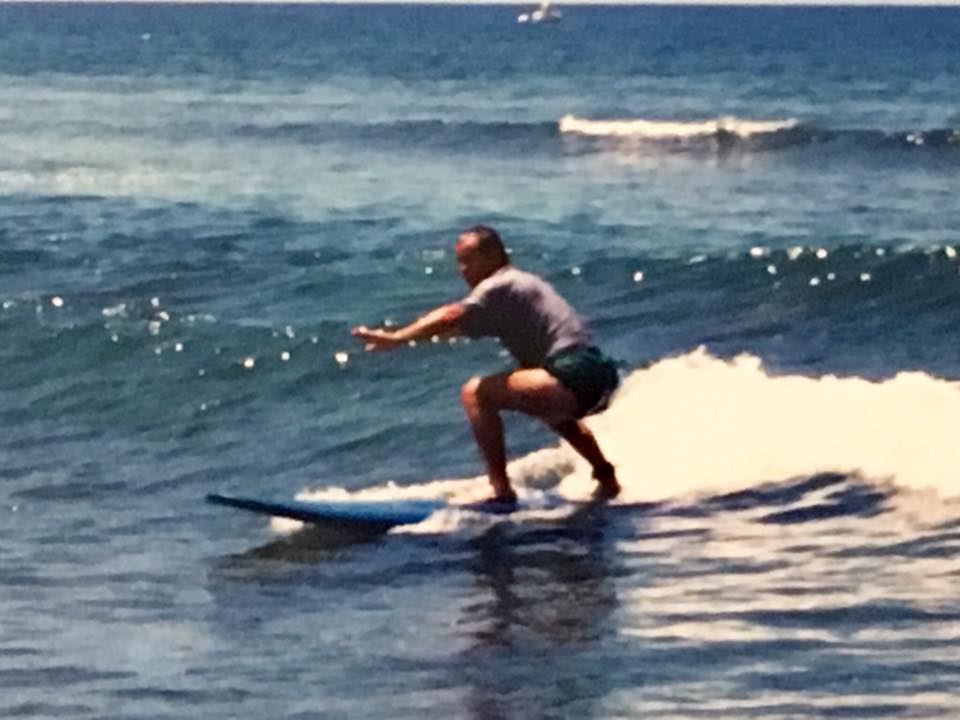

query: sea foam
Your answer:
[581,348,960,503]
[558,114,799,140]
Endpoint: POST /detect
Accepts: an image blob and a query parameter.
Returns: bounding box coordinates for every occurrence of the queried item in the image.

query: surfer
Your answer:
[352,225,620,503]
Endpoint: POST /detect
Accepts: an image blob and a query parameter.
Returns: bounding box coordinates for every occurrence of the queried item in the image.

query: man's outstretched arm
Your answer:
[351,302,467,351]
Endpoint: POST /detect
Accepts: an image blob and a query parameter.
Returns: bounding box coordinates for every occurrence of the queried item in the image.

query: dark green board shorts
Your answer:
[543,345,620,418]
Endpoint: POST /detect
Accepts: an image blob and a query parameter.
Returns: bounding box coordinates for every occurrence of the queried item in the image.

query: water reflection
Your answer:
[215,522,387,571]
[457,504,623,720]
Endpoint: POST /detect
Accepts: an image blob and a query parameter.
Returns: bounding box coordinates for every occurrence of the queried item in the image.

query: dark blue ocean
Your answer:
[2,3,960,718]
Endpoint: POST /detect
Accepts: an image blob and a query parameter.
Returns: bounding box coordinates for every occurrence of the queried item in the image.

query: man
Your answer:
[351,225,620,503]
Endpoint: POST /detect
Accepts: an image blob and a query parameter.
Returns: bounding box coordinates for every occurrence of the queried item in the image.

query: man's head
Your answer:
[455,225,510,288]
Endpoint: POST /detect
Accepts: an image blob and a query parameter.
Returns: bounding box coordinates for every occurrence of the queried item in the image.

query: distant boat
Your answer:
[517,2,563,24]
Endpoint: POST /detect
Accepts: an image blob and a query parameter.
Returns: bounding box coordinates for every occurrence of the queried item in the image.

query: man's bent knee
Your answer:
[460,375,484,413]
[461,374,503,414]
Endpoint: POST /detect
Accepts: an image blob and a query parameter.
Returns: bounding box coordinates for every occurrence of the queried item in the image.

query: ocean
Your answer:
[1,3,959,717]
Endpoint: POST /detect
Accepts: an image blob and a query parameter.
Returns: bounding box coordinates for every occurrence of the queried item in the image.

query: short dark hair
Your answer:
[461,225,508,264]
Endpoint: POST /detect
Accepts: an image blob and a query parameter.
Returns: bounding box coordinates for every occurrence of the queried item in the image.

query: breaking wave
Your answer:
[558,113,960,159]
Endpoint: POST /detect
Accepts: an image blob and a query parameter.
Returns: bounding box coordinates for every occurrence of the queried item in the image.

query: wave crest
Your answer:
[585,349,960,503]
[558,114,800,140]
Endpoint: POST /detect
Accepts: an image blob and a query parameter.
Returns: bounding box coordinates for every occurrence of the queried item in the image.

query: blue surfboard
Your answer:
[206,493,520,532]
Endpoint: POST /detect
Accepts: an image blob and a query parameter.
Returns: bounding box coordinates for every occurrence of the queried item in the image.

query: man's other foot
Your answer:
[488,483,517,504]
[592,462,621,498]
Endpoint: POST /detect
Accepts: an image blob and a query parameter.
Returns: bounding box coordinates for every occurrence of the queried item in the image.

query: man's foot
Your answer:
[467,493,518,515]
[491,489,518,504]
[488,479,517,505]
[592,462,621,498]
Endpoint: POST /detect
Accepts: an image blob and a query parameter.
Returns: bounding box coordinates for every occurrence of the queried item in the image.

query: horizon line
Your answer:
[6,0,960,6]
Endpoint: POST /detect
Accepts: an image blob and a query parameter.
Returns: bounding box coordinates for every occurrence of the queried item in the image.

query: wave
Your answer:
[231,114,960,166]
[3,240,957,403]
[239,115,805,149]
[558,113,960,159]
[590,348,960,501]
[1,114,955,205]
[278,348,960,537]
[234,115,804,154]
[559,114,801,140]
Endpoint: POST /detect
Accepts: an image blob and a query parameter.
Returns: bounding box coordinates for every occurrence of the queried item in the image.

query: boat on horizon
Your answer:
[517,2,563,24]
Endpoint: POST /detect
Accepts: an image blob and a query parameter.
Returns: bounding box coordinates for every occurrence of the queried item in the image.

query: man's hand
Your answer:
[352,303,465,352]
[351,325,403,352]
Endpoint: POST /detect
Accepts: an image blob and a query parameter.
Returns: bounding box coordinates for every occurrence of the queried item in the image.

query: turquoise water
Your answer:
[1,4,959,718]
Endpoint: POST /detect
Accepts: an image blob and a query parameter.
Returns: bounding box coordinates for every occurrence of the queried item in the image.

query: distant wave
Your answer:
[558,114,801,140]
[557,113,960,158]
[1,116,956,202]
[233,115,800,153]
[234,115,960,162]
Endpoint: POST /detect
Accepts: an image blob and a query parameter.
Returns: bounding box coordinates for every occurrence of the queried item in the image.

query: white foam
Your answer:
[586,348,960,502]
[558,114,799,140]
[279,454,582,535]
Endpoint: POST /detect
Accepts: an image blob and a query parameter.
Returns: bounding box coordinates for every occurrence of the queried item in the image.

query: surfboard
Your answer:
[206,492,519,532]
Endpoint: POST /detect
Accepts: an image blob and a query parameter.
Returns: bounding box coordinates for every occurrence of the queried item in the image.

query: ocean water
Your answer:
[2,3,960,718]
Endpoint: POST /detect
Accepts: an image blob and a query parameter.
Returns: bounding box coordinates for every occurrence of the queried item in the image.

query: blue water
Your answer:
[2,4,960,718]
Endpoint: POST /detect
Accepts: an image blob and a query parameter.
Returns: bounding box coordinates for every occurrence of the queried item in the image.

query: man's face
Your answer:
[455,233,492,288]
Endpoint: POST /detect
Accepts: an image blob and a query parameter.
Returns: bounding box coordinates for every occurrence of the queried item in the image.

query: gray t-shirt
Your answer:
[459,265,592,367]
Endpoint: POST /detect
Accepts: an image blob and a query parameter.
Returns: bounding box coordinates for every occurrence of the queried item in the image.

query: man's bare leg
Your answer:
[460,375,514,500]
[461,369,617,500]
[550,420,621,497]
